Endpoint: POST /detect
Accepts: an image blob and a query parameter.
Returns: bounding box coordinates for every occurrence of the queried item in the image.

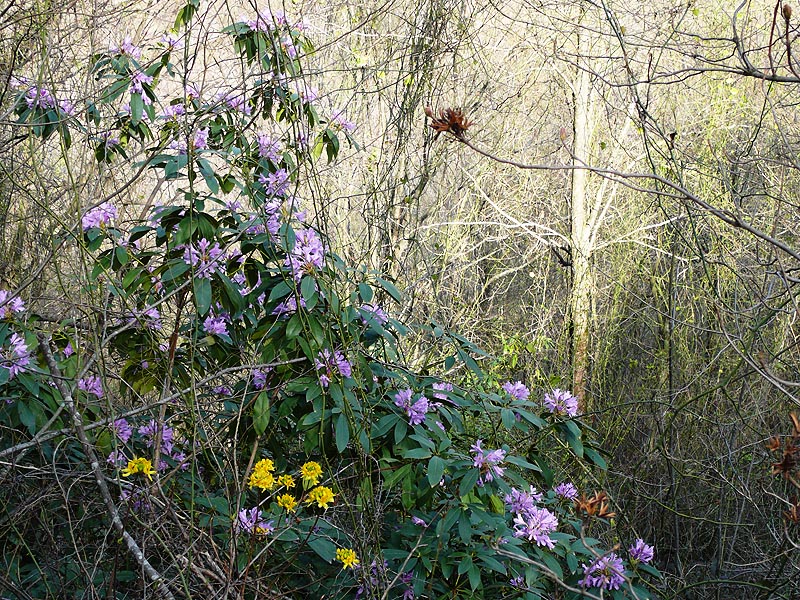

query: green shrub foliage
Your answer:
[0,3,661,598]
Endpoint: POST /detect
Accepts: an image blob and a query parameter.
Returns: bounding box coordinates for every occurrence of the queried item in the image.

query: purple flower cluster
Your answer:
[183,238,224,279]
[129,71,153,96]
[138,419,175,454]
[512,506,559,549]
[330,109,355,133]
[285,228,325,281]
[359,303,388,326]
[256,134,282,162]
[203,310,230,336]
[504,486,543,515]
[161,104,186,120]
[578,553,626,590]
[554,481,578,500]
[543,388,579,417]
[110,36,142,59]
[237,507,274,534]
[21,85,76,115]
[216,91,251,115]
[252,369,270,390]
[78,375,103,398]
[394,389,431,426]
[431,381,453,401]
[629,538,654,563]
[258,168,291,197]
[314,349,352,387]
[112,418,133,443]
[470,439,506,485]
[354,559,389,600]
[502,380,529,401]
[272,295,306,317]
[246,10,289,32]
[0,291,25,319]
[1,333,31,380]
[82,202,117,230]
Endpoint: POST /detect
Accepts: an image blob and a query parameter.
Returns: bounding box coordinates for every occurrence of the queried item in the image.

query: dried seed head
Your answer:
[783,3,792,20]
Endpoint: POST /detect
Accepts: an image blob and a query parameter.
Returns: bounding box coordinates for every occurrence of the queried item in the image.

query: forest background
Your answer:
[1,0,799,598]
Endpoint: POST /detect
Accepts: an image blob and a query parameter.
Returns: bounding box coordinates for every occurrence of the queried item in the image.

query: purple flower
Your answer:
[161,104,186,120]
[258,168,291,196]
[63,342,74,357]
[253,369,269,390]
[359,303,388,326]
[543,388,579,417]
[161,31,183,50]
[285,228,325,280]
[411,516,427,526]
[128,307,161,330]
[138,419,175,454]
[315,349,352,387]
[512,506,558,548]
[82,202,117,230]
[24,86,57,110]
[431,381,453,401]
[407,396,429,426]
[629,539,654,564]
[110,36,142,58]
[330,109,355,132]
[470,440,506,484]
[112,418,133,443]
[394,389,431,426]
[237,507,274,534]
[509,576,525,588]
[129,71,153,95]
[193,128,210,150]
[107,448,128,465]
[502,381,529,401]
[578,553,626,590]
[212,385,232,396]
[504,486,543,516]
[78,375,103,398]
[0,291,25,319]
[203,313,229,336]
[256,134,282,161]
[183,238,224,279]
[246,10,288,32]
[272,295,306,317]
[554,482,578,500]
[1,333,31,381]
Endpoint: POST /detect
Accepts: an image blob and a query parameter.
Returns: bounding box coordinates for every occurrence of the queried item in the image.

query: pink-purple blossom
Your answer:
[578,553,626,590]
[110,36,142,58]
[78,375,103,398]
[138,419,175,454]
[504,486,543,516]
[543,388,579,417]
[285,228,325,280]
[1,333,31,380]
[629,539,654,563]
[129,71,153,95]
[82,202,117,230]
[183,238,224,279]
[359,303,388,326]
[502,381,529,401]
[256,134,282,161]
[237,507,274,534]
[112,418,133,443]
[258,168,291,197]
[394,389,431,426]
[512,506,558,548]
[0,291,25,319]
[470,439,506,485]
[272,295,306,317]
[554,481,578,500]
[314,349,352,387]
[203,313,230,336]
[431,381,453,401]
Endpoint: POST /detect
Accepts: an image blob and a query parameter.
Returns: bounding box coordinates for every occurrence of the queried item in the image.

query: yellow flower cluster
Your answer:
[336,547,359,570]
[300,461,322,488]
[305,485,335,509]
[277,474,295,488]
[277,493,297,512]
[121,457,156,480]
[248,458,276,491]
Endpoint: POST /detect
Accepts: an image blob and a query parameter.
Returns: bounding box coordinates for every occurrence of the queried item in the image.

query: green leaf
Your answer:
[300,275,316,304]
[376,277,402,302]
[194,277,212,316]
[253,391,270,436]
[358,282,373,302]
[427,455,445,488]
[501,408,516,429]
[584,447,607,470]
[479,554,506,574]
[308,536,337,562]
[285,313,303,338]
[459,469,480,497]
[383,463,412,489]
[335,412,350,452]
[197,158,219,193]
[130,92,144,126]
[468,565,481,590]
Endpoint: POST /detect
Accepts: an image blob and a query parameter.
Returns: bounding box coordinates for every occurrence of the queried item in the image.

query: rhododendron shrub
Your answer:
[0,3,661,598]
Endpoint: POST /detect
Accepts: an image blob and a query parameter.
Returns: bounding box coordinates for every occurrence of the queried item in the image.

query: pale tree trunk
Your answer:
[569,12,595,411]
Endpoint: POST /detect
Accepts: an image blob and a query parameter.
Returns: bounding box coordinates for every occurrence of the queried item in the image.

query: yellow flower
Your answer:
[336,547,359,570]
[121,457,156,480]
[248,458,277,491]
[300,461,323,488]
[277,493,298,512]
[305,485,335,509]
[277,474,295,488]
